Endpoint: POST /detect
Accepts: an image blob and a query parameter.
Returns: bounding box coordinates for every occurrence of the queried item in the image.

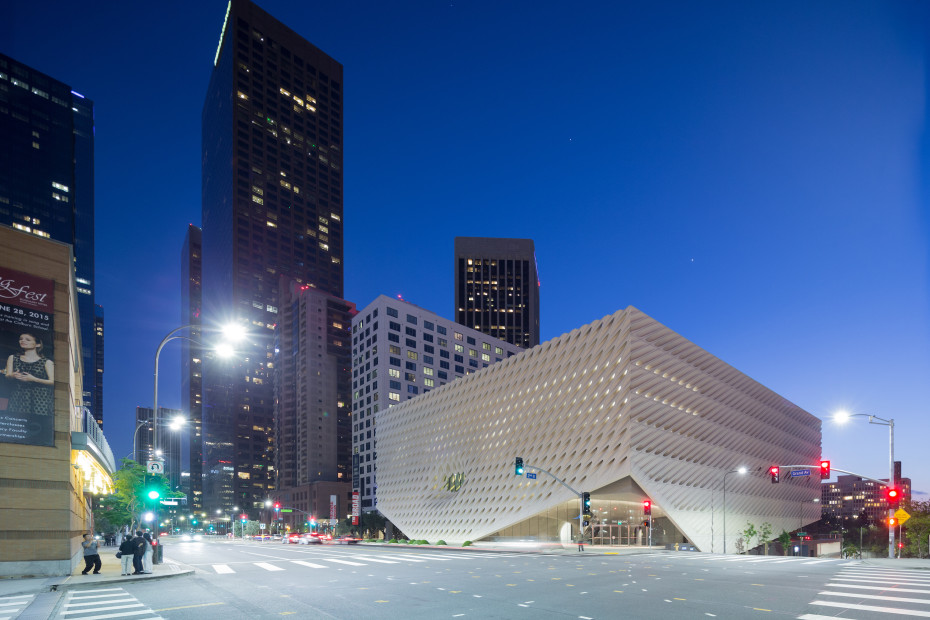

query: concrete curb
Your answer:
[48,568,195,593]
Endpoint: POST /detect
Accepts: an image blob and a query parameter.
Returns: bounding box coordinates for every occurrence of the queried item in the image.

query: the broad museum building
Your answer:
[377,307,822,552]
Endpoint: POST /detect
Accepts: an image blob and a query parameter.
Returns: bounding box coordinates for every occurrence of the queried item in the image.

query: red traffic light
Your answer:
[769,466,780,483]
[820,460,830,478]
[274,502,281,511]
[642,500,652,516]
[886,487,901,507]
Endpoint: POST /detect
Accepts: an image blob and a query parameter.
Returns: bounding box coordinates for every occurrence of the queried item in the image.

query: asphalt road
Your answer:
[28,539,930,619]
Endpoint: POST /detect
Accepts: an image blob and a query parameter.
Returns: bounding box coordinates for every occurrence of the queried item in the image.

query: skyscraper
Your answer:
[0,53,100,422]
[273,279,353,525]
[454,237,540,348]
[201,0,344,515]
[181,224,203,511]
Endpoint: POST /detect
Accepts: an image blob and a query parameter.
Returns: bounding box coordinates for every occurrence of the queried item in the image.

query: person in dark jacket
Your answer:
[118,536,135,575]
[131,530,147,575]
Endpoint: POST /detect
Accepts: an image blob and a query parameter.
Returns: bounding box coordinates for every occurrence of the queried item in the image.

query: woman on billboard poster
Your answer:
[3,332,54,416]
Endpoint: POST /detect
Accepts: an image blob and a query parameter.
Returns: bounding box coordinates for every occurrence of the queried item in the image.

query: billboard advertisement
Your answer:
[0,269,55,447]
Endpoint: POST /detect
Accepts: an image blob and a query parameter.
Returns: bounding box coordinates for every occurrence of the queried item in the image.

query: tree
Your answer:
[758,522,774,556]
[741,522,758,554]
[902,499,930,558]
[95,459,175,533]
[777,530,792,556]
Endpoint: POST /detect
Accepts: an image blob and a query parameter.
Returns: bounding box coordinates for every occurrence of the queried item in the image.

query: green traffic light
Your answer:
[148,490,160,500]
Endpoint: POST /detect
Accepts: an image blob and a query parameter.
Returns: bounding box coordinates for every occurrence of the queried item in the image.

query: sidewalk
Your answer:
[0,550,193,599]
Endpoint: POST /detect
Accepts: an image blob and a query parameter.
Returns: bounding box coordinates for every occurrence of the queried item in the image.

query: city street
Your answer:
[7,538,929,619]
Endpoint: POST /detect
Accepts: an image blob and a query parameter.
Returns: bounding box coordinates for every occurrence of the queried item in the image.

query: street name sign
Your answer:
[526,472,537,479]
[790,469,810,477]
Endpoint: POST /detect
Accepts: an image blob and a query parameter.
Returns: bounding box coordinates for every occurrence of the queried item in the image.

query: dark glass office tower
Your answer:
[181,225,204,511]
[201,0,344,515]
[454,237,540,348]
[0,53,99,421]
[93,304,104,428]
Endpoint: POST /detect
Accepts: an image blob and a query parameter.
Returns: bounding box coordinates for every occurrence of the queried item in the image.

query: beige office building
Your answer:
[0,226,115,576]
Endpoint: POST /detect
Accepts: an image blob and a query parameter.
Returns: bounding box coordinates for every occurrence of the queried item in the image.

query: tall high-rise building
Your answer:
[351,295,522,511]
[0,53,100,422]
[454,237,540,348]
[181,225,203,511]
[273,279,354,525]
[201,0,344,515]
[135,406,184,492]
[93,305,104,428]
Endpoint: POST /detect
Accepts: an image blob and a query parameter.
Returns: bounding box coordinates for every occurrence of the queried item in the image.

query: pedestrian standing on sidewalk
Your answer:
[118,536,135,575]
[131,530,147,575]
[142,531,154,573]
[81,533,101,574]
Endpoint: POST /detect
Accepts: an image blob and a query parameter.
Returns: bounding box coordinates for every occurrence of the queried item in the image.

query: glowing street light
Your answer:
[834,409,896,559]
[722,467,747,554]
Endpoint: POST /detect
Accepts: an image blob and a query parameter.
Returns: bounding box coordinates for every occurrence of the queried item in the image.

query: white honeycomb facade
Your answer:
[377,306,822,551]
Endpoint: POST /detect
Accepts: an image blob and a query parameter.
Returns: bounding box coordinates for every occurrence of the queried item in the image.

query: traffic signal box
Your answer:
[515,457,524,476]
[770,466,780,483]
[886,487,901,508]
[820,460,830,478]
[642,499,652,516]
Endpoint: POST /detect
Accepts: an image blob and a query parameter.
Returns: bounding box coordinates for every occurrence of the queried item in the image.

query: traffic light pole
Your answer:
[519,463,586,544]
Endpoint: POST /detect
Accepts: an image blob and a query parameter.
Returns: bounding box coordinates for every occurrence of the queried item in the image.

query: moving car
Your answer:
[180,532,203,542]
[282,532,302,544]
[335,535,359,545]
[299,533,323,545]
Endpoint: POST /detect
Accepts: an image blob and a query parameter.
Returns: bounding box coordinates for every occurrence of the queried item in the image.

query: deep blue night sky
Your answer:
[7,1,929,494]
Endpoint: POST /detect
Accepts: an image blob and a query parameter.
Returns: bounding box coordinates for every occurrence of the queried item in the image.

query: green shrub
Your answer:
[436,540,447,546]
[388,538,398,544]
[462,540,472,547]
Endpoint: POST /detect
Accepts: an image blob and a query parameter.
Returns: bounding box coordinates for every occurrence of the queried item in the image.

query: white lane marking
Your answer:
[212,564,235,573]
[819,591,930,605]
[319,558,366,566]
[798,615,852,619]
[67,589,125,596]
[291,560,328,569]
[351,556,399,564]
[802,560,835,564]
[811,600,930,616]
[254,562,285,571]
[829,583,930,594]
[370,555,428,563]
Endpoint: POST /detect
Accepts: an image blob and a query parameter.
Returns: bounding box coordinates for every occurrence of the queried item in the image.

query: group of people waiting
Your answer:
[81,530,155,576]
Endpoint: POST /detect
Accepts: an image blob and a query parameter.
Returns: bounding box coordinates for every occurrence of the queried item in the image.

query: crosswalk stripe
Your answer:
[811,599,930,616]
[828,583,930,594]
[370,555,428,563]
[66,598,136,608]
[212,564,235,573]
[832,577,930,587]
[291,560,328,569]
[318,558,366,566]
[255,562,285,571]
[62,603,145,614]
[819,590,930,605]
[802,560,834,564]
[351,556,399,564]
[798,615,853,619]
[62,612,162,620]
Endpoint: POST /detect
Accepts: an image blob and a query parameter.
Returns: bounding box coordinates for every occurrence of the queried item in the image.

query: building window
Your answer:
[483,342,491,350]
[389,345,400,354]
[423,367,434,376]
[454,332,463,341]
[387,307,398,317]
[407,351,418,360]
[388,333,400,343]
[405,361,416,371]
[455,344,464,353]
[405,327,416,337]
[389,392,400,401]
[389,321,400,331]
[424,378,434,387]
[406,314,417,325]
[388,368,400,378]
[424,321,434,331]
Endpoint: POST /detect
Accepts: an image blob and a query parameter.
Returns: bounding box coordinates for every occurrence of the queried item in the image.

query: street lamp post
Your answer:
[131,419,150,464]
[835,411,895,559]
[722,467,747,554]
